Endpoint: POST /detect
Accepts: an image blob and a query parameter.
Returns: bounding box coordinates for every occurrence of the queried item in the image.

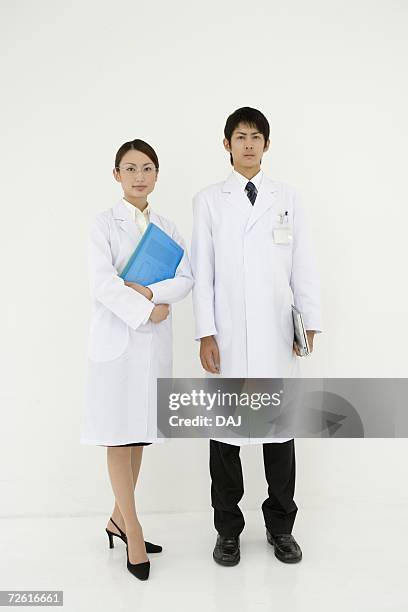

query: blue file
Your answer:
[119,222,184,285]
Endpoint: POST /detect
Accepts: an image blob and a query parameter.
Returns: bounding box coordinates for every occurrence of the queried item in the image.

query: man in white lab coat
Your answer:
[191,107,322,566]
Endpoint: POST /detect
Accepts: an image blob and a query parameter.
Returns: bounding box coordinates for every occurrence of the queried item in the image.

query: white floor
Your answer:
[1,505,407,612]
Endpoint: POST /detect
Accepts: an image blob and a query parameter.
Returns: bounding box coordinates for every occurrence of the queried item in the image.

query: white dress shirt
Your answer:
[232,168,263,200]
[122,197,150,234]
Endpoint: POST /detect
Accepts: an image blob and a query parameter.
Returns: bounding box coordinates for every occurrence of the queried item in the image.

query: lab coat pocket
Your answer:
[272,225,292,245]
[88,308,129,362]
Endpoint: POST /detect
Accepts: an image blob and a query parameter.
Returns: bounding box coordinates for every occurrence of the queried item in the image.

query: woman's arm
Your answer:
[88,215,155,329]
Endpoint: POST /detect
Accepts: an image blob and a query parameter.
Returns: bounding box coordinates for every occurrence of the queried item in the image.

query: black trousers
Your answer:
[209,439,298,537]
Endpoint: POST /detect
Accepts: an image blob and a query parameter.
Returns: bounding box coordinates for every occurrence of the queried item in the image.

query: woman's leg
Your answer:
[106,446,147,564]
[107,446,143,533]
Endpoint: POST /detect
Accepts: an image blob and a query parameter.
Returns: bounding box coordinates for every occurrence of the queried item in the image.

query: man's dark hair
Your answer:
[224,107,270,165]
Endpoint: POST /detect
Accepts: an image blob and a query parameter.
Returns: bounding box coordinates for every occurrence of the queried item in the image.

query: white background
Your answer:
[1,0,407,523]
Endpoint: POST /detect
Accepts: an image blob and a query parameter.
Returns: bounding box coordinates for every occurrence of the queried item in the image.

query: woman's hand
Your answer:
[124,280,153,301]
[124,281,168,323]
[149,304,170,323]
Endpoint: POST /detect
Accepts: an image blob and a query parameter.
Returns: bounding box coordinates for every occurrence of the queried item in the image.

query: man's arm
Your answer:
[191,193,218,340]
[190,193,220,372]
[290,190,323,353]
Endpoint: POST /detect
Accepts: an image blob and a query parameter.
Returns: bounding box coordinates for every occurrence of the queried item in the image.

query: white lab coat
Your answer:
[191,171,322,446]
[80,199,193,446]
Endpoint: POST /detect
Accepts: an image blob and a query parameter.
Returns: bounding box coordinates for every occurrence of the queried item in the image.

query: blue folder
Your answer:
[119,222,184,285]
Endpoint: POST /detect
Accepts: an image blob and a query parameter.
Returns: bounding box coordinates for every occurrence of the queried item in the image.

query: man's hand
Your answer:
[293,330,316,356]
[124,280,153,301]
[200,335,220,373]
[149,304,170,323]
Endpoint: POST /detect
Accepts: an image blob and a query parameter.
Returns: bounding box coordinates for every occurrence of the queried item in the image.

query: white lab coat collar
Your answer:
[221,171,279,232]
[112,199,160,241]
[121,197,150,221]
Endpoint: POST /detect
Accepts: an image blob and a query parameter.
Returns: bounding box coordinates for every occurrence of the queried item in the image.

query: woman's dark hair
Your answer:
[224,107,270,165]
[114,139,159,170]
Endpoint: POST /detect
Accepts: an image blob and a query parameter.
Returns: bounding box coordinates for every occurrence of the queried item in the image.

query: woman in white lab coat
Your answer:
[81,139,193,580]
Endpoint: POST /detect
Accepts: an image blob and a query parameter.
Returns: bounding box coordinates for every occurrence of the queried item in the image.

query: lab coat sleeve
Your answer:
[145,225,194,304]
[190,192,218,340]
[290,190,323,333]
[88,216,155,329]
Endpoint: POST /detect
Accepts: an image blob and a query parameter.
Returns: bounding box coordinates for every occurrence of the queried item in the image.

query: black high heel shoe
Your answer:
[126,544,150,581]
[105,517,163,553]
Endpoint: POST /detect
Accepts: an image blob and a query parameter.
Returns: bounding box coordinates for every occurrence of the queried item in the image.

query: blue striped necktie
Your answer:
[245,181,257,205]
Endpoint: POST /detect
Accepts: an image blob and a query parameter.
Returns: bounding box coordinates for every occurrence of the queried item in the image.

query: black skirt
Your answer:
[103,442,152,447]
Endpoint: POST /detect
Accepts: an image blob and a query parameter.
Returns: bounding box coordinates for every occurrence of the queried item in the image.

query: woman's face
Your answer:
[113,149,158,201]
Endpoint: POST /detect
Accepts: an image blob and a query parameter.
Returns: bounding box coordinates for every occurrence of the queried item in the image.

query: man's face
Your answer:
[223,122,269,169]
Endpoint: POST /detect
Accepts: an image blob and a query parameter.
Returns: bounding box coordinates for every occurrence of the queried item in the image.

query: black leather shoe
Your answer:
[213,534,240,566]
[266,529,302,563]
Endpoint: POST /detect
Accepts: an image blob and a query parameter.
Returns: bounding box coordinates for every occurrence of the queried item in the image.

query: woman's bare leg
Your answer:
[106,446,147,564]
[107,446,143,534]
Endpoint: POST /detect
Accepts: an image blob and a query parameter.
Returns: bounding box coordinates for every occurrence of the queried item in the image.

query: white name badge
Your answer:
[273,226,293,244]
